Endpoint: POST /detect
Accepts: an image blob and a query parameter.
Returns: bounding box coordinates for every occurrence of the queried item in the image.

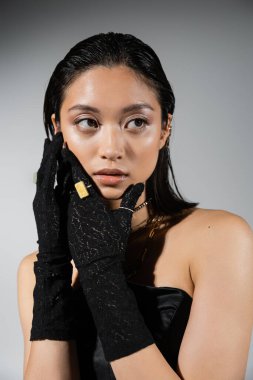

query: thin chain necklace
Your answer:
[133,198,152,213]
[130,198,152,232]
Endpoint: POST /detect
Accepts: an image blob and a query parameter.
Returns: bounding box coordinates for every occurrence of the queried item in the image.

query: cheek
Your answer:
[131,134,160,179]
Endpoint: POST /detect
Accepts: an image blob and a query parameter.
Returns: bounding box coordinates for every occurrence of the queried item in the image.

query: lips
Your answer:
[94,168,128,176]
[93,168,128,186]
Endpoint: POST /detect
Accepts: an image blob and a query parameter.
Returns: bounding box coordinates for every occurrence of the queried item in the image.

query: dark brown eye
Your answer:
[127,118,148,129]
[74,118,98,129]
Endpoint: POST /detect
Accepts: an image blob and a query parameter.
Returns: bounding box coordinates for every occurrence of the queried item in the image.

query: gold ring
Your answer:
[74,181,90,199]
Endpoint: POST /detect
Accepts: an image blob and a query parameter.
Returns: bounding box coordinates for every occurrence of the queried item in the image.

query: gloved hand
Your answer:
[63,146,155,362]
[30,132,75,341]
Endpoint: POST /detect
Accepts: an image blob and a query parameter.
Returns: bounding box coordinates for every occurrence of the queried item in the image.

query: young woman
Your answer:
[17,32,253,380]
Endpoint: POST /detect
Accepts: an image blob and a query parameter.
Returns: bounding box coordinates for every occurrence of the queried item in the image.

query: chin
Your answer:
[98,187,126,200]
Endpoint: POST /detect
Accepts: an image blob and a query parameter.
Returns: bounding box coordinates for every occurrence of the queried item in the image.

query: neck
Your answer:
[105,188,151,230]
[131,201,150,231]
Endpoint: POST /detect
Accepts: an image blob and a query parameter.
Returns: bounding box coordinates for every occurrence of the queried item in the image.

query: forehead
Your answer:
[61,65,160,111]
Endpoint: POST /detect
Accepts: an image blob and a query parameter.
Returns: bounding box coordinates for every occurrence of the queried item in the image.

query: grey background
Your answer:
[0,0,252,378]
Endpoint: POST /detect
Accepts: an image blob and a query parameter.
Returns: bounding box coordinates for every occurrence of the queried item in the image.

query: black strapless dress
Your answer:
[72,281,192,379]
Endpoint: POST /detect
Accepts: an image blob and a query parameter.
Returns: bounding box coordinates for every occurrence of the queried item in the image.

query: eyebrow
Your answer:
[68,102,155,114]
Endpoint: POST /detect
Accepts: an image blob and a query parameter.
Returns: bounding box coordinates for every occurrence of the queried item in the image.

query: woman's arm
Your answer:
[17,252,80,380]
[109,212,253,379]
[177,211,253,379]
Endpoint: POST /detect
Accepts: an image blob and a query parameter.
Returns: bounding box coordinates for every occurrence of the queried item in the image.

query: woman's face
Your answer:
[51,65,171,206]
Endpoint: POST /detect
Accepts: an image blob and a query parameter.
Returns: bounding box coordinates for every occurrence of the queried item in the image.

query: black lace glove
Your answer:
[63,147,155,362]
[30,132,75,341]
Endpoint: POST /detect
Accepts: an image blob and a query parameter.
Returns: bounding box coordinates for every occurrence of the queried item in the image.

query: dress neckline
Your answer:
[126,280,193,299]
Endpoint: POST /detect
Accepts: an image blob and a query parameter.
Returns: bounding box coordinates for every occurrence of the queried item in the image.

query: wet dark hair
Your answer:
[43,32,199,215]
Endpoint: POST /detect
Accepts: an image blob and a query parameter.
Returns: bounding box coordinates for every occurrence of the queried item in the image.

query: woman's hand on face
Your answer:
[61,147,155,364]
[30,132,76,343]
[62,146,144,268]
[33,132,70,254]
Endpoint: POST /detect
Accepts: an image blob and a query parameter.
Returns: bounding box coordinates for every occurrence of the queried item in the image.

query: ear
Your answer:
[51,113,61,135]
[159,113,173,149]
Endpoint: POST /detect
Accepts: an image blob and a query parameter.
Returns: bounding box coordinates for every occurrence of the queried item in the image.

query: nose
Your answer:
[98,126,124,161]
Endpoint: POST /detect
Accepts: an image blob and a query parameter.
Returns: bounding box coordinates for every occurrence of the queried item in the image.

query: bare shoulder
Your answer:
[17,251,78,302]
[167,207,252,254]
[17,251,78,288]
[190,207,253,244]
[17,251,38,290]
[206,206,249,222]
[18,250,38,269]
[17,251,38,341]
[182,206,252,230]
[185,207,253,284]
[180,207,253,244]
